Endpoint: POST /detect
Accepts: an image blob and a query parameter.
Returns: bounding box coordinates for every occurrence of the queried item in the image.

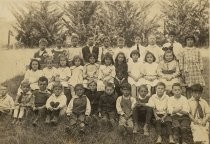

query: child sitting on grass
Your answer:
[98,83,118,128]
[30,76,51,127]
[45,82,67,125]
[133,85,153,135]
[188,84,210,144]
[167,83,192,144]
[66,84,91,132]
[116,83,136,135]
[0,85,14,115]
[148,82,174,144]
[12,80,32,125]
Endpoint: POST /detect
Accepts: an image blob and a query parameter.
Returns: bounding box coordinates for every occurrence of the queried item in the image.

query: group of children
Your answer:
[0,31,209,144]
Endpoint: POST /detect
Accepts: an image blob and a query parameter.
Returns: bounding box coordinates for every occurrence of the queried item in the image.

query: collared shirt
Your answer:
[24,70,43,84]
[148,94,169,114]
[116,95,136,115]
[46,93,67,109]
[167,95,190,116]
[66,95,91,116]
[0,94,14,109]
[188,97,210,119]
[43,67,57,81]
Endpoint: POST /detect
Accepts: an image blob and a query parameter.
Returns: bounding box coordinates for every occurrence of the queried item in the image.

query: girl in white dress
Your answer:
[97,53,115,91]
[142,52,159,95]
[42,57,57,89]
[128,50,143,97]
[23,59,43,90]
[55,55,71,88]
[157,51,180,94]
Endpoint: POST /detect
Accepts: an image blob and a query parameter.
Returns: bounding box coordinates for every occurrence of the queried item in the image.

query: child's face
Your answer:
[156,85,165,96]
[105,58,112,65]
[71,38,78,47]
[192,91,202,101]
[39,42,47,50]
[56,40,62,48]
[88,37,94,46]
[138,87,148,97]
[104,39,110,47]
[38,81,48,91]
[89,56,96,64]
[146,54,154,63]
[116,72,124,80]
[88,82,97,91]
[117,54,124,63]
[105,87,114,95]
[168,35,175,42]
[60,58,67,67]
[75,86,84,97]
[46,60,53,69]
[135,37,141,44]
[118,39,125,48]
[21,84,30,93]
[186,38,194,47]
[172,86,182,98]
[148,36,156,45]
[132,54,139,62]
[31,61,39,71]
[164,52,173,62]
[122,88,130,97]
[74,58,81,66]
[53,87,62,96]
[0,88,7,97]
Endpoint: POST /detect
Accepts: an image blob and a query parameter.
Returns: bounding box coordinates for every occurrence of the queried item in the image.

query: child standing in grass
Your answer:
[133,85,153,135]
[128,50,143,97]
[179,35,205,98]
[97,53,115,91]
[12,80,32,125]
[42,57,57,90]
[98,83,118,128]
[167,83,192,144]
[188,84,210,144]
[30,76,51,127]
[158,51,180,95]
[66,84,91,132]
[142,51,159,95]
[83,54,99,88]
[148,82,174,144]
[0,85,14,115]
[116,83,136,135]
[51,38,66,68]
[23,59,43,91]
[34,38,49,69]
[45,82,67,125]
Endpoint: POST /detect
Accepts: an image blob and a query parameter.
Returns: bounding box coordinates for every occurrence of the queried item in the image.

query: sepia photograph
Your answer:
[0,0,209,144]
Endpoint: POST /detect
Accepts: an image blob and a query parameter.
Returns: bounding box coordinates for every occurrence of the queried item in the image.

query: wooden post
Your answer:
[7,30,11,49]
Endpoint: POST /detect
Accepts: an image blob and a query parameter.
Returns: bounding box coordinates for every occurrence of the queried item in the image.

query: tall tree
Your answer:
[11,1,64,47]
[161,0,209,46]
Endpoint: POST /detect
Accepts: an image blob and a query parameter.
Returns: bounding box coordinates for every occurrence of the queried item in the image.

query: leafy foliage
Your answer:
[11,1,64,47]
[161,0,209,46]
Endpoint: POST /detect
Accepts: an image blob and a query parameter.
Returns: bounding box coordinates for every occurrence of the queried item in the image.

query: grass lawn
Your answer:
[0,57,209,144]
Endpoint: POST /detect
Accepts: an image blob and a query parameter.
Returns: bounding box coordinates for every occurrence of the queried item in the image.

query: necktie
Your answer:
[196,99,204,119]
[137,44,139,51]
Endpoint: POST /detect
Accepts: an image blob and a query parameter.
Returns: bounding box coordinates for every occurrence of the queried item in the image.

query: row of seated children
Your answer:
[1,78,209,144]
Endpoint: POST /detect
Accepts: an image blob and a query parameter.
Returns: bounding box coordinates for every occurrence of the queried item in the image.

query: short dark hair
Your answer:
[74,84,84,91]
[130,50,140,58]
[38,76,48,85]
[168,31,176,36]
[101,53,114,65]
[52,82,63,90]
[190,84,203,92]
[105,82,115,89]
[72,55,84,66]
[156,82,166,88]
[172,83,182,89]
[121,83,131,91]
[138,84,148,92]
